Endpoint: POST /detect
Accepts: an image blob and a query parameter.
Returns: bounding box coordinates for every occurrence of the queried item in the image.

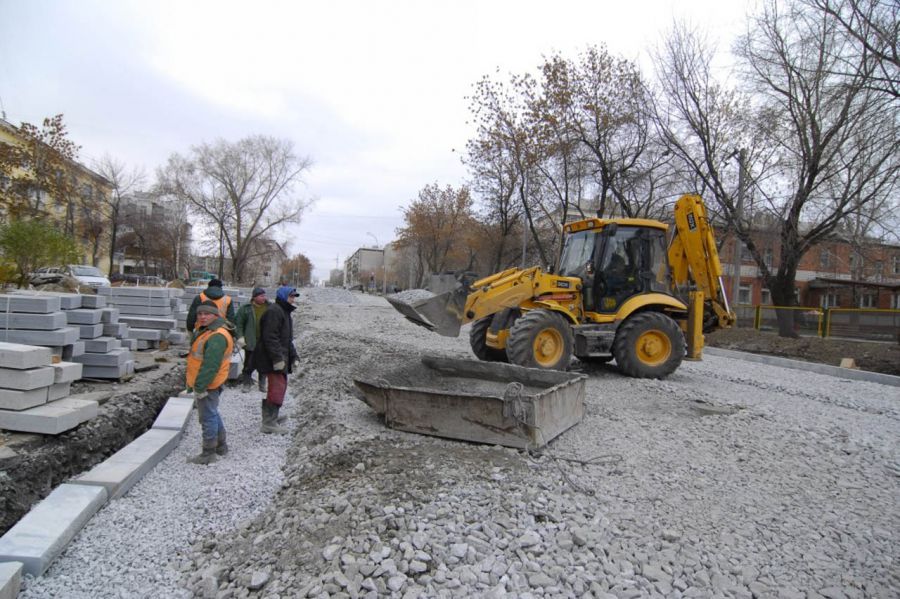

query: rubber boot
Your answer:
[240,372,253,392]
[260,402,287,434]
[188,441,218,464]
[258,375,267,393]
[274,404,288,426]
[216,431,228,456]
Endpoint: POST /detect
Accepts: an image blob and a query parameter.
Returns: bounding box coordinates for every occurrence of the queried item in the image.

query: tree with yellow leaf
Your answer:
[395,183,480,286]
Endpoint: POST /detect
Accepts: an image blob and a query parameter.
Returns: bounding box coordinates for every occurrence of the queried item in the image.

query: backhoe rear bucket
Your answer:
[386,287,469,337]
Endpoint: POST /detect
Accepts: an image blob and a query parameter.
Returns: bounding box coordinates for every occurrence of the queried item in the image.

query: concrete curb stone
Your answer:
[704,346,900,387]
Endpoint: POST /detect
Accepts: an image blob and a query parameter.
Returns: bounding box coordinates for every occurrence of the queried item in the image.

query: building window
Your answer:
[892,294,900,309]
[761,288,772,305]
[819,248,833,269]
[874,261,884,278]
[849,251,860,269]
[763,248,774,268]
[738,285,752,304]
[893,255,900,275]
[820,293,839,308]
[858,293,876,308]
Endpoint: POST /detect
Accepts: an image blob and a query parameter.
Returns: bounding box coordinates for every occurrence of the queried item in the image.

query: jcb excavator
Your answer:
[388,194,735,378]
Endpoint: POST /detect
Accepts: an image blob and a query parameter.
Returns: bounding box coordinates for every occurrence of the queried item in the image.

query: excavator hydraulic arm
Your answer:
[668,194,735,329]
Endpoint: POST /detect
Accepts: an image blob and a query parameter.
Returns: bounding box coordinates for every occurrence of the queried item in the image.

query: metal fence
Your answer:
[733,305,900,342]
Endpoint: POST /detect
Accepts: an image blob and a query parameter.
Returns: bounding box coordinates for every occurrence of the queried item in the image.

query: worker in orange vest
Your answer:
[185,300,235,464]
[186,279,235,332]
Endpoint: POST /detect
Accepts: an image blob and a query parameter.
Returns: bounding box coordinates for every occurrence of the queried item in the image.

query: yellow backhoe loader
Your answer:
[388,194,735,379]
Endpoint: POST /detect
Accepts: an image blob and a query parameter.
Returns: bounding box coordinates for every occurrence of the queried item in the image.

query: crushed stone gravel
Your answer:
[19,288,900,598]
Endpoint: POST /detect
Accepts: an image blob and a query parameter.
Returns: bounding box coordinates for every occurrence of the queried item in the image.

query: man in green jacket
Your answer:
[186,279,236,332]
[234,287,270,391]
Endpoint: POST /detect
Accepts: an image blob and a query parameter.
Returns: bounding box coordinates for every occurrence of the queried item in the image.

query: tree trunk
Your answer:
[769,276,799,338]
[107,206,119,275]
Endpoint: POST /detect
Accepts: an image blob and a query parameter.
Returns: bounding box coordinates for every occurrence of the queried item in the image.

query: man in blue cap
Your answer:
[253,285,300,433]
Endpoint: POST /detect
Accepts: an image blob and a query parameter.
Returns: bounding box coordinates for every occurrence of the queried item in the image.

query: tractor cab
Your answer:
[558,219,672,316]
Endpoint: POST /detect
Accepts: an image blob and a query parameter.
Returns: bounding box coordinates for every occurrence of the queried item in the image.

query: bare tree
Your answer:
[463,126,524,272]
[157,135,313,283]
[541,47,670,219]
[95,155,145,274]
[732,0,899,333]
[804,0,900,98]
[467,73,554,268]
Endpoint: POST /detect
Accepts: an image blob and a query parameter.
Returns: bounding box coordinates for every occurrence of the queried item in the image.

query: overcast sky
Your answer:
[0,0,750,280]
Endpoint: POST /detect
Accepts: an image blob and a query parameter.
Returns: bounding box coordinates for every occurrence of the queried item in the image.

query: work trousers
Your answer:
[265,372,288,406]
[196,387,224,445]
[241,349,256,376]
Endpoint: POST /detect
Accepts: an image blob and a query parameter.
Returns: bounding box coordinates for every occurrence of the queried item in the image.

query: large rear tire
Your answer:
[506,309,574,370]
[469,316,508,362]
[612,312,685,378]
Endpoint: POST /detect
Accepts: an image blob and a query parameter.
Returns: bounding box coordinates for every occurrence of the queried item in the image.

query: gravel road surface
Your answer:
[20,287,899,598]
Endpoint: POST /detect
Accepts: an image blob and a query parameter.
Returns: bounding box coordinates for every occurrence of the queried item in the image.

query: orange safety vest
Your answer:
[195,292,232,330]
[186,327,234,391]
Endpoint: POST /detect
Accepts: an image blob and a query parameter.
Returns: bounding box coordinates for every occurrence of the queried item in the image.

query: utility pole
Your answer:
[731,148,747,305]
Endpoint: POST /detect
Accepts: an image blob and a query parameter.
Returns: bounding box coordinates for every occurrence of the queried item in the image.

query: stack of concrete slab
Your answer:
[0,341,95,434]
[0,293,83,361]
[99,286,187,348]
[3,291,140,380]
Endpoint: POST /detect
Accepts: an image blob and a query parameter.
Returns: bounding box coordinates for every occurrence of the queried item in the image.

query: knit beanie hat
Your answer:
[196,300,220,315]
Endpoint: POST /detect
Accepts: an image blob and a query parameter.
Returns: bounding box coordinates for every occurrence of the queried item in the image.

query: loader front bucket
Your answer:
[386,286,469,337]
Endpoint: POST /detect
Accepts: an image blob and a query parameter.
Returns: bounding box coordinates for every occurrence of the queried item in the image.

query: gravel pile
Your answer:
[297,287,360,305]
[387,289,436,304]
[19,288,900,598]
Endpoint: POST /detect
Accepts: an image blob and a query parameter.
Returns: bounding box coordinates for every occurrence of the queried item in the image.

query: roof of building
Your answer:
[808,277,900,290]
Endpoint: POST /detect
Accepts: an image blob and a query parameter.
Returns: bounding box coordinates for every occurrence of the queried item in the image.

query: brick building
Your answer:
[719,232,900,309]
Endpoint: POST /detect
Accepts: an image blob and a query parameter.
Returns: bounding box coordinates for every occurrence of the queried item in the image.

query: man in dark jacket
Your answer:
[186,279,236,332]
[234,287,270,392]
[254,285,299,434]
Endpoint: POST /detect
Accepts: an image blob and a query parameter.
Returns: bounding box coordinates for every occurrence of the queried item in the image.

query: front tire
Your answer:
[469,316,508,362]
[506,309,574,370]
[612,312,685,378]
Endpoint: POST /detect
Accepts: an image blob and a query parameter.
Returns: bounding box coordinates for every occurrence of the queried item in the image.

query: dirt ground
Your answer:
[705,327,900,377]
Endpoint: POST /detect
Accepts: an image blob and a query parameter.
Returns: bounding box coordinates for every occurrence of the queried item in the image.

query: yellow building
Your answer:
[0,116,114,270]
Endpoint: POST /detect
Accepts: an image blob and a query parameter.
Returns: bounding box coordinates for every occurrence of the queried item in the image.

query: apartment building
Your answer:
[0,116,114,269]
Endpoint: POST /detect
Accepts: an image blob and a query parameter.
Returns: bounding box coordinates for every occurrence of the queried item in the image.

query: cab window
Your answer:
[557,231,596,277]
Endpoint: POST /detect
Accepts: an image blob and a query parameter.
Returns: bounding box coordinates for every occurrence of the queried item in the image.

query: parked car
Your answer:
[65,265,111,288]
[28,266,65,286]
[138,275,166,286]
